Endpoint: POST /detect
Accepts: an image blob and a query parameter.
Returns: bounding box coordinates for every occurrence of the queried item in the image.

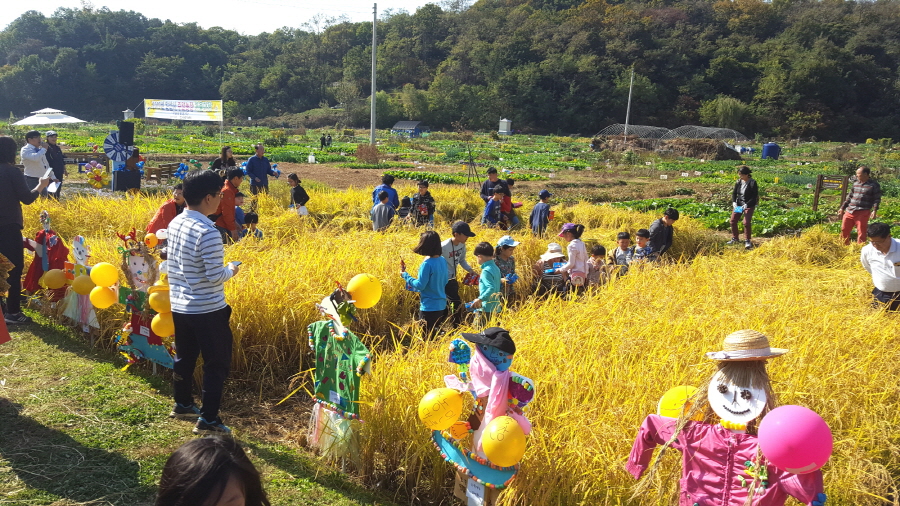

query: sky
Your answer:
[1,0,440,35]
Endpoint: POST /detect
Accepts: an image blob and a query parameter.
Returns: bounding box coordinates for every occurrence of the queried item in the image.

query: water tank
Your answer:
[761,143,781,160]
[498,118,512,136]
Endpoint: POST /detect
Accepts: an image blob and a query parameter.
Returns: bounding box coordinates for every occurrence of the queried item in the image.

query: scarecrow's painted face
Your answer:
[128,254,151,286]
[478,344,513,372]
[72,241,89,264]
[707,369,767,424]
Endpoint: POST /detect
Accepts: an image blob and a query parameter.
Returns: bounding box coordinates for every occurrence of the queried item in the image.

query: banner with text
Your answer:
[144,99,223,122]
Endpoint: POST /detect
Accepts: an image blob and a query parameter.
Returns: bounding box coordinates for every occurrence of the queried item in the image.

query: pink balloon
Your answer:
[758,405,833,474]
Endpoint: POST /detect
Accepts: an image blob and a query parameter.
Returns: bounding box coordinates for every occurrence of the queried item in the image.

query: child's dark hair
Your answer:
[378,190,389,201]
[636,228,650,238]
[173,183,183,191]
[235,191,245,198]
[288,173,300,183]
[413,230,442,256]
[244,212,259,225]
[473,241,494,257]
[401,196,412,207]
[506,178,515,186]
[495,244,514,258]
[591,244,606,256]
[492,186,506,196]
[225,168,244,181]
[418,180,429,188]
[155,436,270,506]
[616,231,630,241]
[568,224,585,239]
[183,170,224,207]
[382,174,395,185]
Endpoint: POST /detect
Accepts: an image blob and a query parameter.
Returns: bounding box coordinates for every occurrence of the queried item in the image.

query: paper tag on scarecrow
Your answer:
[466,478,485,506]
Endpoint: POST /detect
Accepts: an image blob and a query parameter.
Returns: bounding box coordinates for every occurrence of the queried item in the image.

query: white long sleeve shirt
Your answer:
[167,210,234,314]
[861,238,900,292]
[558,238,588,275]
[441,238,474,280]
[20,144,49,178]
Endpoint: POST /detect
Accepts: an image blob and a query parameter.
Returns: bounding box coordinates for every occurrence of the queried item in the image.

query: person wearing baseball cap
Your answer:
[529,189,553,236]
[44,131,65,200]
[441,220,477,325]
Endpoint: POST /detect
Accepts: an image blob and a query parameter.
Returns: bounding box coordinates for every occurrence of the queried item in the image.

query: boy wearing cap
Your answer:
[441,221,477,325]
[648,208,678,257]
[529,190,552,236]
[20,130,50,197]
[44,131,65,200]
[410,180,436,227]
[470,241,502,327]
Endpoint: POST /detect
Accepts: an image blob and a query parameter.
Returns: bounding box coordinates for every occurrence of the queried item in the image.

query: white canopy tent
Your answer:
[13,110,86,126]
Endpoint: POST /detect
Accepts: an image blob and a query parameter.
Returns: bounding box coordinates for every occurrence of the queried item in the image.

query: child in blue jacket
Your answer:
[401,231,448,337]
[469,241,502,328]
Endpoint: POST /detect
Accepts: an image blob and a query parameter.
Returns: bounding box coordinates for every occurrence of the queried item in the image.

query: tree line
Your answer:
[1,0,899,140]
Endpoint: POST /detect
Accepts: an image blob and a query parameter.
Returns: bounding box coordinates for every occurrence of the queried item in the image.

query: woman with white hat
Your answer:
[532,242,566,297]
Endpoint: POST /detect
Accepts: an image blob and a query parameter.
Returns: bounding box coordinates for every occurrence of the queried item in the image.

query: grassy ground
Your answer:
[0,313,396,506]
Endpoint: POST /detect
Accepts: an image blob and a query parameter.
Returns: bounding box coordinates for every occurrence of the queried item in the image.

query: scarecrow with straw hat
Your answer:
[627,330,827,506]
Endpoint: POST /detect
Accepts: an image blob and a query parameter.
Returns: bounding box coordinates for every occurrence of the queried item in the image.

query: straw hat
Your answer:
[539,243,565,262]
[705,329,788,361]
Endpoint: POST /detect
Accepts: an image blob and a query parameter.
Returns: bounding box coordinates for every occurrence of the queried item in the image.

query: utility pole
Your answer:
[370,3,377,145]
[624,67,634,142]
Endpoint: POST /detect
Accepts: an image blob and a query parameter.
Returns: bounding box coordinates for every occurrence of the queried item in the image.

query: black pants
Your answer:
[421,309,447,338]
[872,288,900,311]
[249,183,268,195]
[0,226,24,313]
[173,305,233,420]
[445,279,463,326]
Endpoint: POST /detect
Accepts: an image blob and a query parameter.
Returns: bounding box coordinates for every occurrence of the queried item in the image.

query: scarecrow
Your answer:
[306,275,380,460]
[23,211,69,300]
[627,329,827,506]
[61,235,99,331]
[419,327,536,499]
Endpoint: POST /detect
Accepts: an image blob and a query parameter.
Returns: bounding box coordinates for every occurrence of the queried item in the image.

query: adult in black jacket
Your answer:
[728,166,759,249]
[0,136,49,324]
[479,167,509,203]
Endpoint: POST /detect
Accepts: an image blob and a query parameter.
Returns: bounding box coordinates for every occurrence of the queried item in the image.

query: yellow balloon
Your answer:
[151,311,175,337]
[482,416,527,467]
[90,262,118,288]
[417,388,463,430]
[89,286,117,309]
[657,385,700,419]
[42,269,67,289]
[148,290,171,313]
[346,273,382,309]
[71,274,96,296]
[144,233,158,248]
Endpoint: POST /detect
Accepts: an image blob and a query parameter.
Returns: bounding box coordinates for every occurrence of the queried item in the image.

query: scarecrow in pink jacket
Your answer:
[627,330,827,506]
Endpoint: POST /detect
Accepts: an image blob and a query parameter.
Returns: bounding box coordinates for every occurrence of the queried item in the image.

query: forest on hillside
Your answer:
[1,0,899,140]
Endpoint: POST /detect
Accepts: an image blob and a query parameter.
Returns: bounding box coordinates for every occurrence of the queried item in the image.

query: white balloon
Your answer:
[155,229,167,240]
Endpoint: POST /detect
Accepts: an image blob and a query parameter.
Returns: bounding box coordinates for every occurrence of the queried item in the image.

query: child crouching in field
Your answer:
[482,188,507,229]
[633,229,657,262]
[587,244,612,287]
[610,231,633,276]
[287,173,309,216]
[470,241,502,328]
[242,212,263,240]
[495,235,520,305]
[532,242,566,297]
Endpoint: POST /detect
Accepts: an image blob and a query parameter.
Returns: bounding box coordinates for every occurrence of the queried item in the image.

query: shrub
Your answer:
[355,144,381,164]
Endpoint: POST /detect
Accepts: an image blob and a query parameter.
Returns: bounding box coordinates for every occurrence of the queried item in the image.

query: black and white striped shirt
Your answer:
[167,210,233,314]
